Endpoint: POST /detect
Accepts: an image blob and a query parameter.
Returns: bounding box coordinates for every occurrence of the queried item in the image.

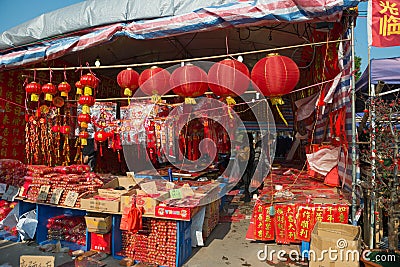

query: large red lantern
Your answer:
[117,68,139,98]
[78,113,91,128]
[58,82,71,97]
[139,66,170,102]
[42,83,57,101]
[80,73,98,96]
[170,64,208,104]
[60,125,71,135]
[251,53,300,125]
[51,125,60,133]
[94,130,109,156]
[208,58,250,101]
[25,81,41,102]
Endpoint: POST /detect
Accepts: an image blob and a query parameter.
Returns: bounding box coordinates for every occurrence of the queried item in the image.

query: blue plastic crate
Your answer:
[176,220,192,267]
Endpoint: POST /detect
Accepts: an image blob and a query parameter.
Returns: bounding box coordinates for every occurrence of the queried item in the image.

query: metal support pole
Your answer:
[370,83,376,249]
[350,18,358,225]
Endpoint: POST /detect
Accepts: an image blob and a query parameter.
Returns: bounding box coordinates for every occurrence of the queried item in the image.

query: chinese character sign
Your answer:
[369,0,400,47]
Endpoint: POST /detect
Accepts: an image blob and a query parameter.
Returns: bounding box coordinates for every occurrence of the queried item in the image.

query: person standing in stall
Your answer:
[236,132,255,202]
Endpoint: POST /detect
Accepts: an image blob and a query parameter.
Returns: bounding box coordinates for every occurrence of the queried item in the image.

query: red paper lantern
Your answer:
[94,130,108,142]
[139,66,170,102]
[79,131,89,146]
[117,68,139,97]
[78,113,91,128]
[251,53,300,126]
[251,53,299,97]
[208,58,250,99]
[42,83,57,101]
[25,81,41,102]
[170,64,208,104]
[60,125,71,135]
[78,95,95,114]
[58,82,71,97]
[80,73,98,96]
[51,125,60,133]
[75,81,83,95]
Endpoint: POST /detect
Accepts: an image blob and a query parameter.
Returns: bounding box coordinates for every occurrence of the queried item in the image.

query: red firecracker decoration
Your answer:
[170,64,208,104]
[78,113,91,129]
[80,73,98,96]
[42,83,57,101]
[117,68,139,98]
[251,53,300,126]
[139,66,170,102]
[75,81,83,95]
[25,81,42,102]
[58,82,71,97]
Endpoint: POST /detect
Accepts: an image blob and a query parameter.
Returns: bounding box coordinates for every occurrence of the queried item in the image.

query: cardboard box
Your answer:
[90,232,111,254]
[155,205,194,220]
[85,213,112,234]
[120,189,168,215]
[80,195,120,213]
[98,176,136,198]
[309,222,361,267]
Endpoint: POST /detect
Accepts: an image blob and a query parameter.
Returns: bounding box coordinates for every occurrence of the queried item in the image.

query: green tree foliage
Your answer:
[355,55,362,81]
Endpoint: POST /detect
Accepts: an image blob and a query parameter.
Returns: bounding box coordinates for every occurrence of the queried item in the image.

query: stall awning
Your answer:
[0,0,360,69]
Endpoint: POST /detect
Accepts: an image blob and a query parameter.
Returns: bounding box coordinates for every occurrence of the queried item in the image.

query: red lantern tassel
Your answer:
[118,150,121,162]
[100,143,103,157]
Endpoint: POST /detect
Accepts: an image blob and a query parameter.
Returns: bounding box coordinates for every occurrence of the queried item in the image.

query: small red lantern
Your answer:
[170,64,208,104]
[78,95,95,114]
[58,82,71,97]
[139,66,170,102]
[78,113,91,128]
[117,68,139,98]
[79,131,89,146]
[25,81,41,102]
[60,125,71,135]
[251,53,300,125]
[80,73,98,96]
[208,58,250,100]
[94,130,108,142]
[42,83,57,101]
[75,81,83,95]
[51,125,60,133]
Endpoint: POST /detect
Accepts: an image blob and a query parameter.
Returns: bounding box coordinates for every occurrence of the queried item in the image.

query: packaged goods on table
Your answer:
[46,215,86,246]
[0,159,27,186]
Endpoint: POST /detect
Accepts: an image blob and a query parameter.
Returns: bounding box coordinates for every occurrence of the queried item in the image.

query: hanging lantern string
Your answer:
[64,65,67,81]
[49,67,53,83]
[25,38,350,71]
[33,69,37,81]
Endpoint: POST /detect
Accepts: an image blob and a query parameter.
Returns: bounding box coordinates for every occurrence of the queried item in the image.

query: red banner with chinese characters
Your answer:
[369,0,400,47]
[253,202,275,241]
[296,204,315,242]
[0,70,26,161]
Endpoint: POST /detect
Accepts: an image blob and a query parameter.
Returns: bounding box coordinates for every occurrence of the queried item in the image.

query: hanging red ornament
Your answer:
[42,83,57,101]
[80,73,98,96]
[51,125,60,133]
[170,64,208,104]
[117,68,139,98]
[58,82,71,97]
[78,95,95,114]
[60,125,71,135]
[77,113,91,128]
[75,81,83,95]
[94,130,108,157]
[25,81,42,102]
[139,66,170,102]
[208,58,250,100]
[79,131,89,146]
[251,53,300,126]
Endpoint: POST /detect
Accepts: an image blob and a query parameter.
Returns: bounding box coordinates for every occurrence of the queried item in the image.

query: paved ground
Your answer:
[0,197,307,267]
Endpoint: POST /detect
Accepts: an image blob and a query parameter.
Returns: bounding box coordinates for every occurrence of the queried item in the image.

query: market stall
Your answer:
[0,0,363,266]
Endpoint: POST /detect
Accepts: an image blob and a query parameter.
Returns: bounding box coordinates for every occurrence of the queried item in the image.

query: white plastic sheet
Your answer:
[306,146,341,176]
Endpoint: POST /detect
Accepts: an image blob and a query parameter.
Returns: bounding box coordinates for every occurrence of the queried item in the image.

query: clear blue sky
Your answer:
[0,0,399,73]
